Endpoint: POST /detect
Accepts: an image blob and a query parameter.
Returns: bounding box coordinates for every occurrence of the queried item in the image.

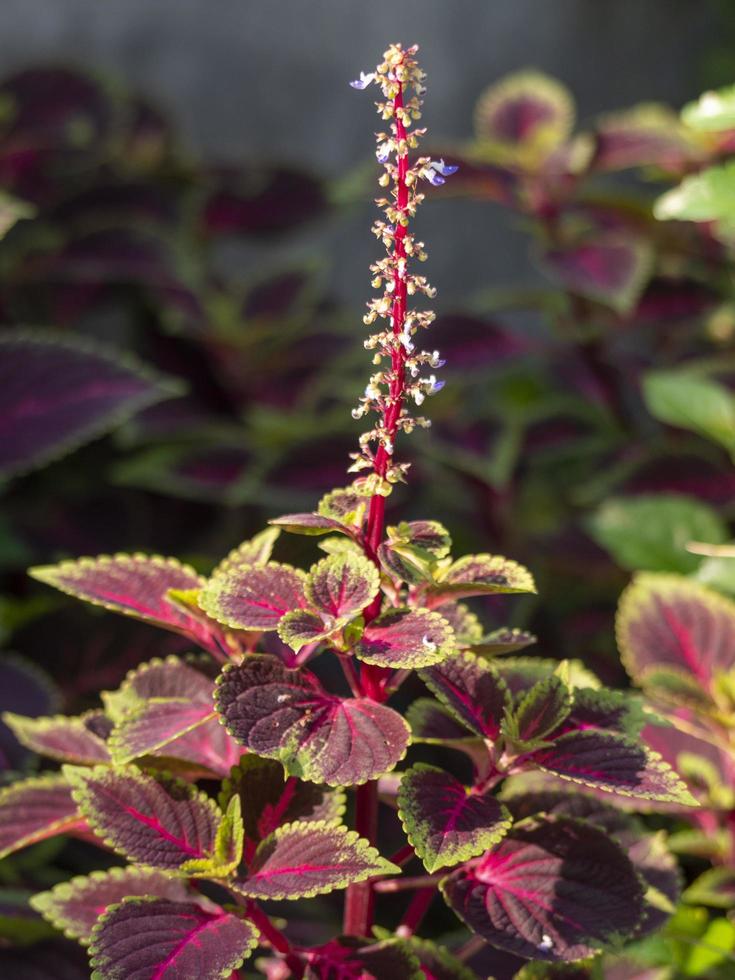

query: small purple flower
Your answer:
[376,143,391,163]
[350,71,376,90]
[431,158,459,177]
[425,170,446,187]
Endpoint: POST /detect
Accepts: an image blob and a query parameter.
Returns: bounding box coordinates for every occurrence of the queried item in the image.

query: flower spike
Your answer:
[349,43,452,532]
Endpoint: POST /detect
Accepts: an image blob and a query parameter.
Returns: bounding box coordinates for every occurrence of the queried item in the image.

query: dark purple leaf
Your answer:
[398,764,512,872]
[3,711,110,764]
[0,774,82,858]
[89,898,258,979]
[0,331,181,479]
[541,236,652,314]
[420,652,511,739]
[474,71,574,155]
[441,815,644,960]
[200,561,306,631]
[215,655,410,786]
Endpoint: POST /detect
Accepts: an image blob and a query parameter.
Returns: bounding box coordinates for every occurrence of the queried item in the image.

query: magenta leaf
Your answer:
[441,815,645,960]
[304,937,423,979]
[562,687,646,738]
[398,936,477,980]
[0,329,181,480]
[304,553,380,620]
[199,562,306,631]
[420,651,511,739]
[429,554,536,604]
[398,764,512,872]
[30,868,192,944]
[233,820,396,900]
[65,765,222,870]
[540,235,653,314]
[616,573,735,700]
[592,104,703,173]
[527,730,697,805]
[355,608,455,668]
[102,656,213,720]
[89,898,258,980]
[215,655,410,786]
[219,755,345,848]
[29,554,220,651]
[2,711,110,765]
[474,70,574,158]
[108,699,217,765]
[406,698,480,744]
[0,774,82,858]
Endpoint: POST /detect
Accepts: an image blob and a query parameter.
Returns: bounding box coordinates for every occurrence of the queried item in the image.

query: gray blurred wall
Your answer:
[0,0,721,308]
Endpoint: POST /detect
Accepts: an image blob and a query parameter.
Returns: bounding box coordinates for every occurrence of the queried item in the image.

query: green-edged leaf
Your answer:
[540,236,653,314]
[218,755,344,848]
[378,542,435,585]
[268,513,353,537]
[420,651,511,738]
[504,670,572,745]
[655,161,735,236]
[683,867,735,909]
[430,553,536,603]
[434,602,484,645]
[643,368,735,454]
[616,573,735,693]
[2,712,110,764]
[304,553,380,619]
[354,607,455,667]
[0,774,82,858]
[682,84,735,131]
[89,897,258,980]
[181,794,244,877]
[406,698,478,743]
[471,627,537,655]
[277,609,335,652]
[474,70,574,164]
[389,520,452,558]
[65,765,222,870]
[0,192,34,240]
[28,554,217,649]
[101,655,213,723]
[199,561,306,631]
[108,699,217,764]
[398,764,512,872]
[594,102,704,172]
[232,820,396,900]
[0,329,181,480]
[210,527,280,576]
[30,868,192,944]
[528,730,698,805]
[317,487,369,526]
[215,655,410,786]
[589,494,727,574]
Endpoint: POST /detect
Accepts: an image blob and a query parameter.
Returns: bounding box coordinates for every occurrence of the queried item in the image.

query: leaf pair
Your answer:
[420,652,696,804]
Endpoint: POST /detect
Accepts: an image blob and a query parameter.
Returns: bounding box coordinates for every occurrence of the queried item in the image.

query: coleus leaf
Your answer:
[277,609,337,652]
[527,730,698,805]
[2,711,110,764]
[540,235,653,315]
[199,562,306,631]
[354,608,455,668]
[428,553,536,604]
[593,103,704,172]
[107,699,217,765]
[0,329,181,480]
[642,369,735,456]
[215,655,410,786]
[210,526,280,576]
[304,936,423,980]
[616,573,735,697]
[389,520,452,558]
[30,868,192,944]
[304,553,380,620]
[398,935,478,980]
[378,542,435,585]
[181,794,244,877]
[0,774,82,858]
[435,602,484,645]
[102,655,213,723]
[398,764,512,872]
[65,765,222,870]
[562,687,646,737]
[441,815,644,961]
[503,671,572,745]
[89,898,258,980]
[269,513,355,537]
[232,820,396,900]
[495,657,601,703]
[218,755,344,849]
[28,554,219,651]
[317,487,369,527]
[474,70,574,163]
[471,628,537,656]
[406,698,480,743]
[683,867,735,909]
[420,651,511,739]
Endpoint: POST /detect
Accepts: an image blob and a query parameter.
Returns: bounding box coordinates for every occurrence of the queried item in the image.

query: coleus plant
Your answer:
[0,44,697,979]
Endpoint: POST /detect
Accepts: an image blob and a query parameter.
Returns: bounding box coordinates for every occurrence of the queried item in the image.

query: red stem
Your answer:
[244,901,304,977]
[343,780,379,935]
[396,885,435,938]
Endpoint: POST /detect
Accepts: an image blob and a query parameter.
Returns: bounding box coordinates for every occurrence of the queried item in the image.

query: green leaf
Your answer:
[655,161,735,235]
[684,868,735,909]
[682,85,735,131]
[181,794,244,877]
[643,369,735,455]
[398,764,512,872]
[588,494,727,574]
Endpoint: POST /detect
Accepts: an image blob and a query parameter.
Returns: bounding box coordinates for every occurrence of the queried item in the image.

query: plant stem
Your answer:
[373,873,442,893]
[343,780,379,935]
[396,885,435,938]
[243,901,304,977]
